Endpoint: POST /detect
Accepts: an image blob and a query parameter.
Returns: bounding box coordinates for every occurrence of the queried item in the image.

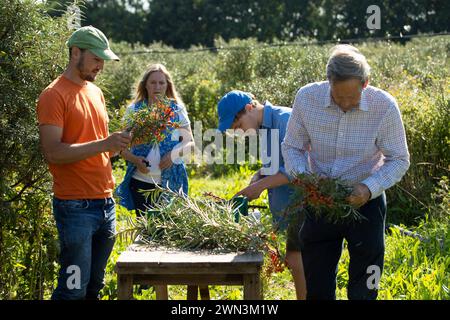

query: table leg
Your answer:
[155,285,169,300]
[187,285,198,300]
[187,285,210,300]
[117,274,133,300]
[243,274,262,300]
[199,286,210,300]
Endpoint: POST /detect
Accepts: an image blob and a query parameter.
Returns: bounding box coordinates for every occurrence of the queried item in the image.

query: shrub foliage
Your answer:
[0,0,448,299]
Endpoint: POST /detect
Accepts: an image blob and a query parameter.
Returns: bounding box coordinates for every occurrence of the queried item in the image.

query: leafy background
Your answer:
[0,0,448,299]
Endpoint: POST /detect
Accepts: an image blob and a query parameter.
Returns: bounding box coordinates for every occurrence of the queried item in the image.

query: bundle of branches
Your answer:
[123,95,180,146]
[123,187,274,253]
[288,172,366,224]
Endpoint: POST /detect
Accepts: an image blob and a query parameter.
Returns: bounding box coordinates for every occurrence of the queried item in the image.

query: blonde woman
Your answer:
[116,63,194,216]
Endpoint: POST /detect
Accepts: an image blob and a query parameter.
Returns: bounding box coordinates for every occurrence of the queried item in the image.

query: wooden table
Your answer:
[115,244,264,300]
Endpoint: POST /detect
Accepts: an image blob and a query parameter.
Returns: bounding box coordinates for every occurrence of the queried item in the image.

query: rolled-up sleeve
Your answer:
[281,90,311,180]
[362,102,410,199]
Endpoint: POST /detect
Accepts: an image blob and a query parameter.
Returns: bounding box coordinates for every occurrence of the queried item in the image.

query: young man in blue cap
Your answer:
[217,90,307,299]
[37,26,129,300]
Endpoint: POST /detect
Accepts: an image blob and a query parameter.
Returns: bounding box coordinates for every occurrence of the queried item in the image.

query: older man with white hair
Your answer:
[281,44,410,300]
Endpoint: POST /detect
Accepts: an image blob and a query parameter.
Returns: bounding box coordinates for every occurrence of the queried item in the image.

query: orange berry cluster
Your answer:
[293,178,334,208]
[127,97,180,146]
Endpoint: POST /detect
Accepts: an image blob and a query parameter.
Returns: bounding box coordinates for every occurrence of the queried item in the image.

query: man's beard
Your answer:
[77,56,96,82]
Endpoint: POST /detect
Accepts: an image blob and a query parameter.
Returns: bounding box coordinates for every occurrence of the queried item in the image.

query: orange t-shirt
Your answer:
[37,75,114,199]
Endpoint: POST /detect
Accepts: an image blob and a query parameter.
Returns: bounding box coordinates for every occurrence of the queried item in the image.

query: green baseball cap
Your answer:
[66,26,119,61]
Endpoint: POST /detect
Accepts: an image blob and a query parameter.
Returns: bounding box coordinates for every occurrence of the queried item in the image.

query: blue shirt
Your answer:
[260,101,294,230]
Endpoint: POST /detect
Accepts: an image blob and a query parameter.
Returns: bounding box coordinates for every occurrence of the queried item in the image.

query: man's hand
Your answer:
[234,182,265,201]
[347,183,371,208]
[104,131,132,152]
[134,156,149,174]
[159,153,174,170]
[234,172,290,201]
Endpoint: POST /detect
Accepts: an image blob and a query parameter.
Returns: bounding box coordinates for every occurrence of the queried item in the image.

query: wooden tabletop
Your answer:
[116,244,264,269]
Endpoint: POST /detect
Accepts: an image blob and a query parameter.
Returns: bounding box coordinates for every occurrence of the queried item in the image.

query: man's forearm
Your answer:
[255,172,290,191]
[363,103,410,199]
[45,139,108,164]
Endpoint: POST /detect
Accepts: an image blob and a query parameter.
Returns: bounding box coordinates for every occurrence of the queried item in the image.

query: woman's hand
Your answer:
[159,153,174,170]
[134,156,149,174]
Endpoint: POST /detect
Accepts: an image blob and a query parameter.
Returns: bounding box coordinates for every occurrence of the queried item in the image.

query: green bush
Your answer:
[0,0,73,299]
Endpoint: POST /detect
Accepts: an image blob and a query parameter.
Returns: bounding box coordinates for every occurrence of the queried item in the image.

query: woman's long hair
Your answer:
[133,63,185,106]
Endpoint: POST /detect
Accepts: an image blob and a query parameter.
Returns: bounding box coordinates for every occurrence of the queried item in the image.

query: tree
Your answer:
[84,0,149,44]
[46,0,449,48]
[0,0,71,299]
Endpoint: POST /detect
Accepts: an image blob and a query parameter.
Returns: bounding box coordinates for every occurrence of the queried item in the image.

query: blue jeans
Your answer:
[51,197,116,300]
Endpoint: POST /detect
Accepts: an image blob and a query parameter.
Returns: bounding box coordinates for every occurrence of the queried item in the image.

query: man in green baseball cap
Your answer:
[64,25,119,83]
[67,25,119,61]
[37,25,130,300]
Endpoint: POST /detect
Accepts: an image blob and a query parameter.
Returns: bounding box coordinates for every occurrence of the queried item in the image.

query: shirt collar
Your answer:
[261,101,274,129]
[359,91,369,111]
[324,82,369,112]
[324,85,333,109]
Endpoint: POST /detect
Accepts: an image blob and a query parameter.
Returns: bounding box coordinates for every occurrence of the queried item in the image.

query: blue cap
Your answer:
[217,90,252,132]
